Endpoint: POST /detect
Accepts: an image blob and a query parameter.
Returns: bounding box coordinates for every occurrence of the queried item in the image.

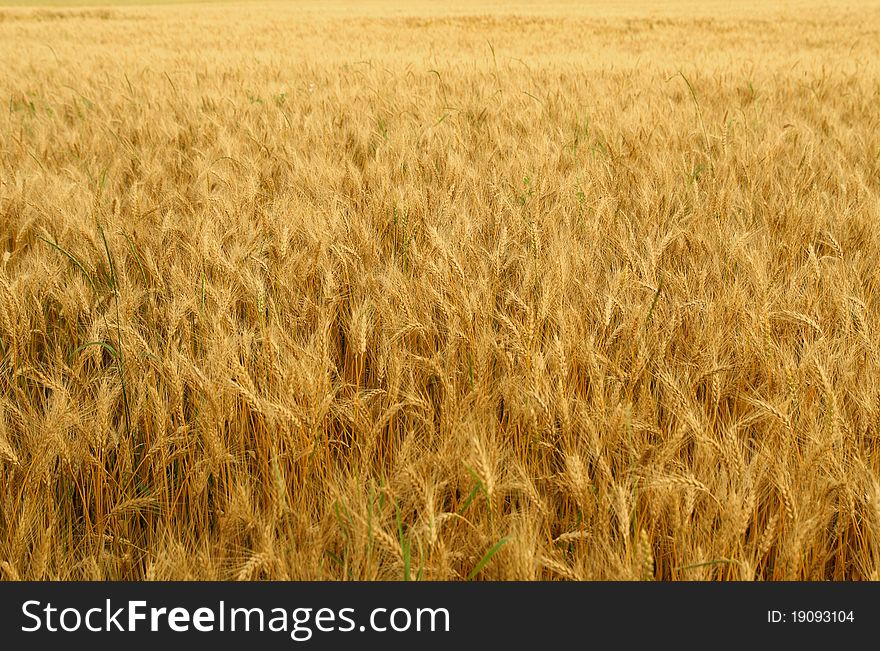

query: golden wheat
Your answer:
[1,0,880,580]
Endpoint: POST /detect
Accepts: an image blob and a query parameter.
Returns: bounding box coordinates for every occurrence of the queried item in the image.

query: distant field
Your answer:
[2,0,880,580]
[0,0,199,5]
[0,0,221,5]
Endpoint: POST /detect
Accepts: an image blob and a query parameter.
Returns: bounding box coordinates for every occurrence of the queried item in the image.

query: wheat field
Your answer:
[1,0,880,581]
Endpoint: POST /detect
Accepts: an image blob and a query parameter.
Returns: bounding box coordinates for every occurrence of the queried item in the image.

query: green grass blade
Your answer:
[72,340,118,360]
[121,229,147,285]
[38,236,96,294]
[458,483,481,515]
[468,536,509,580]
